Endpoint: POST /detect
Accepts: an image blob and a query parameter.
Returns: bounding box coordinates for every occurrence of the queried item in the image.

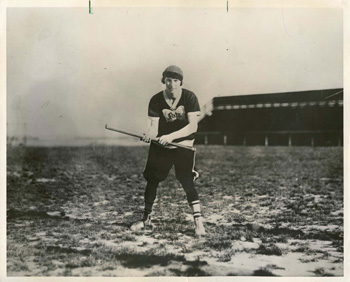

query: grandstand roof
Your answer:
[213,88,343,107]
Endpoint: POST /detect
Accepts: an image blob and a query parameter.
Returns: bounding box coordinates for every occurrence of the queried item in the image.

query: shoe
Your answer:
[130,213,152,231]
[194,217,206,236]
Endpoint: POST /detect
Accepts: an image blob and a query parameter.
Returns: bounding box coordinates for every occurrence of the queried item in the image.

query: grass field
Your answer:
[7,145,343,276]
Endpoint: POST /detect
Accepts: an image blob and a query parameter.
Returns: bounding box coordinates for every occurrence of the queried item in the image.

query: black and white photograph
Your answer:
[1,0,348,280]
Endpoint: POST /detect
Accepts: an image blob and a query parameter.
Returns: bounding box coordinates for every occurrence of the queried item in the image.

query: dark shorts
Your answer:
[143,142,199,183]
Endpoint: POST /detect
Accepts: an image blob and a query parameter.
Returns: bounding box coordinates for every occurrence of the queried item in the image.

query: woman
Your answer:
[131,65,206,236]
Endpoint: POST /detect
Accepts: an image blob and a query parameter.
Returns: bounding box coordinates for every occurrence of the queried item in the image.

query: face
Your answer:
[164,77,182,94]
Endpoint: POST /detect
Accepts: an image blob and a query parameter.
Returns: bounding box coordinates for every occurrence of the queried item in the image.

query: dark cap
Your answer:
[161,65,183,84]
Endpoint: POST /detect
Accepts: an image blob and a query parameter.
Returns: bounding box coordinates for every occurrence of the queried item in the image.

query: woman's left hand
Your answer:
[158,134,174,145]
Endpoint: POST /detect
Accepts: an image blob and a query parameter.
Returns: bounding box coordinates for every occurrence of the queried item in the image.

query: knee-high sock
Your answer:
[144,180,159,215]
[189,200,202,219]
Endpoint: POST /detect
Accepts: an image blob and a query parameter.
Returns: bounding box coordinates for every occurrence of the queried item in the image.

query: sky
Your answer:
[7,7,343,141]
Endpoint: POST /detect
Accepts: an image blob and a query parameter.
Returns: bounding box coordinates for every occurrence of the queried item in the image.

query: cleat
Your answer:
[194,217,206,236]
[130,214,152,231]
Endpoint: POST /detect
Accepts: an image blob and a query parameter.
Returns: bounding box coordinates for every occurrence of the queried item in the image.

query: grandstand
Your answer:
[197,88,343,146]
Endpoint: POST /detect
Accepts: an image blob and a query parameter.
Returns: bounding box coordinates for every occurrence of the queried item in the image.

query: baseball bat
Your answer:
[105,124,195,151]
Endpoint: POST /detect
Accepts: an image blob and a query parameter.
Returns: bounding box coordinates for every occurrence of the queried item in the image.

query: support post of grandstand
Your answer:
[265,135,268,146]
[288,134,292,147]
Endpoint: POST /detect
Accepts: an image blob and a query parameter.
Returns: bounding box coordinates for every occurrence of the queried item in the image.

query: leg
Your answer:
[179,179,206,236]
[175,148,206,236]
[178,177,199,205]
[130,180,159,231]
[131,143,172,231]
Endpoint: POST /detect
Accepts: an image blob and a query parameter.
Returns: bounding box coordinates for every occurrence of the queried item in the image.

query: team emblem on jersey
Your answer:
[162,106,185,122]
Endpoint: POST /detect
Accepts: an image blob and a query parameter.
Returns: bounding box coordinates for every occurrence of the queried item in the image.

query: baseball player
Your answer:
[130,65,206,236]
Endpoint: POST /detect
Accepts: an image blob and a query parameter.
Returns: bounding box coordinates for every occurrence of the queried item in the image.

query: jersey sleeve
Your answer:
[148,95,160,118]
[187,92,201,116]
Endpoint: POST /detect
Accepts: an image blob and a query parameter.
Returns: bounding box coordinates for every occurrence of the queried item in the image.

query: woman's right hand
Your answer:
[141,134,152,143]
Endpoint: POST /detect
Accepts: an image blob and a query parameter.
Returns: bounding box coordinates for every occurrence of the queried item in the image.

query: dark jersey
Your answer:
[148,89,201,142]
